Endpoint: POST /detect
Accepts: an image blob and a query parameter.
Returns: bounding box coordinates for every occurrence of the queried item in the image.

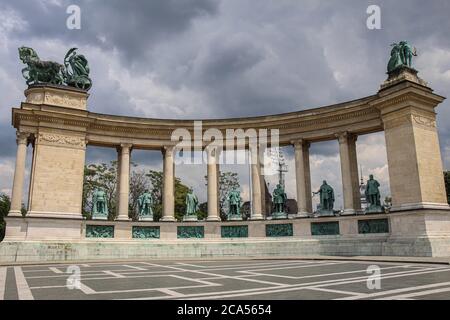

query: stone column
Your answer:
[250,145,263,220]
[115,146,122,217]
[117,143,131,220]
[9,132,29,217]
[348,135,361,211]
[258,146,267,218]
[216,162,221,217]
[206,146,220,221]
[337,132,357,215]
[161,146,175,221]
[293,139,312,217]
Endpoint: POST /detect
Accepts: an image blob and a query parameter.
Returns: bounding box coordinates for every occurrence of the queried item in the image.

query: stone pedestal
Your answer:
[183,215,198,222]
[372,68,449,211]
[25,86,88,220]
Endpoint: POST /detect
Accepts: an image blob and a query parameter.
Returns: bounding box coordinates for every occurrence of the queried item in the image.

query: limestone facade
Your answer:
[4,67,450,260]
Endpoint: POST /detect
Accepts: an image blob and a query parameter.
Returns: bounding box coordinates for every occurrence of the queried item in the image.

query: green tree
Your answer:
[0,194,11,241]
[129,169,150,221]
[82,161,118,220]
[146,170,192,221]
[146,170,163,221]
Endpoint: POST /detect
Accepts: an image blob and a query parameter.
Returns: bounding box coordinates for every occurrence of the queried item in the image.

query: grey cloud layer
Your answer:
[0,0,449,198]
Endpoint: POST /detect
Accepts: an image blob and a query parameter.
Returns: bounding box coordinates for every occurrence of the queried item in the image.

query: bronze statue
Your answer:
[137,190,153,220]
[92,188,108,219]
[272,184,287,213]
[387,41,417,73]
[313,180,335,215]
[227,188,241,219]
[185,190,199,215]
[365,174,383,213]
[18,46,92,91]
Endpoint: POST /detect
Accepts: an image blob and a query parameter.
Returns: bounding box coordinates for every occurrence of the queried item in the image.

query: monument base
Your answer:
[183,215,198,222]
[271,212,288,219]
[2,209,450,263]
[138,216,154,221]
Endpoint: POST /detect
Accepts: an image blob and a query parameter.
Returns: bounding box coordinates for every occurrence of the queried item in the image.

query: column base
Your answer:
[92,215,108,220]
[160,216,176,222]
[296,211,311,218]
[251,214,264,220]
[206,216,221,222]
[138,215,154,221]
[390,202,450,212]
[340,209,356,216]
[183,215,198,222]
[7,210,23,218]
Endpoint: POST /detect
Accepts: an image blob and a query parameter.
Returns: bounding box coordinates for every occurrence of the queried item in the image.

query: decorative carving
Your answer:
[221,225,248,238]
[358,219,389,234]
[38,133,86,148]
[16,132,30,145]
[86,225,114,238]
[132,226,160,239]
[265,223,293,237]
[412,114,436,128]
[177,226,205,239]
[311,222,340,236]
[44,91,84,108]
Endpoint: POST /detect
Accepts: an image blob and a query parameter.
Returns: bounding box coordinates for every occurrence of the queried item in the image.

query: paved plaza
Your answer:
[1,259,450,300]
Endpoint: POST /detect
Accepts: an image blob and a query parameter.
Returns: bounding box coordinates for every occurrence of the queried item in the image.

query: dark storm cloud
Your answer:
[6,0,219,65]
[1,0,450,198]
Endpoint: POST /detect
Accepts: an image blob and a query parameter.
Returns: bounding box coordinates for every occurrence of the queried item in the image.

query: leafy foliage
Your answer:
[0,194,11,241]
[82,161,118,220]
[146,170,191,221]
[82,164,192,222]
[205,171,241,221]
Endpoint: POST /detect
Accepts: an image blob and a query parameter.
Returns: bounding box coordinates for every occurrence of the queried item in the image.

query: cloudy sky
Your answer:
[0,0,449,209]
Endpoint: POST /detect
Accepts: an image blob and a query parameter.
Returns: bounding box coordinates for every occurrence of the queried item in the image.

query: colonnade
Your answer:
[8,130,364,220]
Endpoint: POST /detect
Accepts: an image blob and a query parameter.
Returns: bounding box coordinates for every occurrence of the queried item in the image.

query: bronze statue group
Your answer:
[91,173,383,220]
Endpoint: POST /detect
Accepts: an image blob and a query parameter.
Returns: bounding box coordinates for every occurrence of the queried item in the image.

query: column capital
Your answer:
[120,143,132,150]
[162,145,175,157]
[291,139,310,149]
[335,132,357,144]
[16,132,30,145]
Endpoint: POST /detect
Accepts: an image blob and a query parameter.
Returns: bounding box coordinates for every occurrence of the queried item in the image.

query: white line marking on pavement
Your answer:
[377,286,450,299]
[14,267,34,300]
[79,283,96,295]
[123,265,147,271]
[158,288,184,297]
[238,265,405,280]
[340,280,450,300]
[49,267,63,274]
[178,267,450,300]
[0,267,7,300]
[176,262,208,268]
[103,271,125,278]
[308,287,361,296]
[151,262,288,287]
